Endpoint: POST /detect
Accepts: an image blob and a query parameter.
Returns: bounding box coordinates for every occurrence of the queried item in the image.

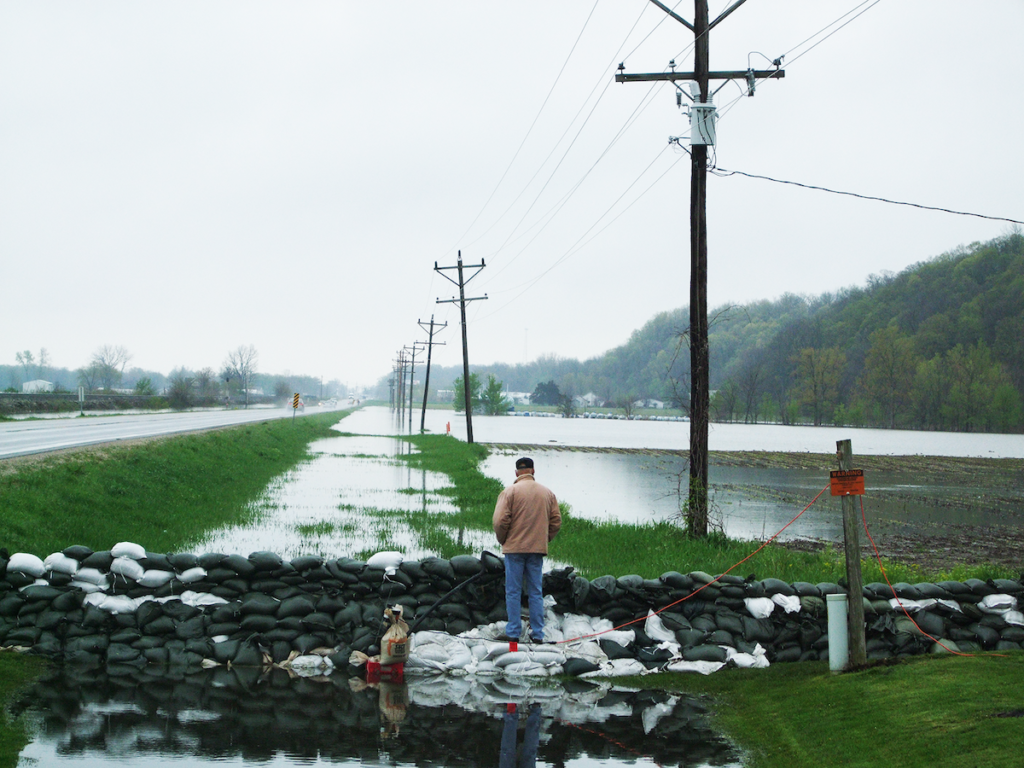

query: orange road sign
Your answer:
[830,469,865,496]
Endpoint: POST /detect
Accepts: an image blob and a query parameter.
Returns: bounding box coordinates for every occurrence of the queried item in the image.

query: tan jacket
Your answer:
[492,473,561,554]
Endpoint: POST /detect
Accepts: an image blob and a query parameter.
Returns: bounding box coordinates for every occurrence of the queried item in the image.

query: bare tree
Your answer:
[224,345,259,408]
[89,345,133,390]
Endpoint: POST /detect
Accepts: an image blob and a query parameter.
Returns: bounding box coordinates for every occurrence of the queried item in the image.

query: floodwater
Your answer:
[371,405,1024,458]
[14,665,742,768]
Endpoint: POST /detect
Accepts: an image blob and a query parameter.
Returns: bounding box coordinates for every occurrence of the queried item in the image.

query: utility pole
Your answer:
[616,0,783,536]
[836,439,867,666]
[393,351,406,421]
[417,315,447,433]
[404,343,425,432]
[436,251,487,443]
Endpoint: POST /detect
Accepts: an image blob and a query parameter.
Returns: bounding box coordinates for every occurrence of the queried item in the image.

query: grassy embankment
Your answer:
[0,409,352,765]
[0,410,350,555]
[395,433,1023,768]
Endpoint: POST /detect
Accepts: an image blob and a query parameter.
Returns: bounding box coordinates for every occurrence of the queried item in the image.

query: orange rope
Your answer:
[858,495,1009,658]
[557,484,831,645]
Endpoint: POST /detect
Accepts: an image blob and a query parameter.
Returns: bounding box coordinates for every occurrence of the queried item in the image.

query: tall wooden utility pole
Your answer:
[616,0,783,536]
[435,251,487,443]
[404,343,424,432]
[417,315,447,433]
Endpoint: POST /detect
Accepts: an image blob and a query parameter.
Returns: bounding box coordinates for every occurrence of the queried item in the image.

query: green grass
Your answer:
[0,410,352,556]
[633,653,1024,768]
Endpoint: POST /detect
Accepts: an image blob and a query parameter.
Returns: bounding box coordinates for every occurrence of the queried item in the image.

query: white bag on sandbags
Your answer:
[176,566,207,583]
[744,597,775,619]
[7,553,45,578]
[978,594,1017,614]
[44,553,80,576]
[771,593,802,613]
[492,650,565,669]
[1004,610,1024,627]
[111,542,146,560]
[73,568,109,587]
[110,557,145,581]
[726,643,770,669]
[644,610,676,644]
[84,593,137,614]
[136,569,174,588]
[180,591,228,607]
[580,658,647,678]
[665,659,726,675]
[366,551,403,573]
[69,580,106,594]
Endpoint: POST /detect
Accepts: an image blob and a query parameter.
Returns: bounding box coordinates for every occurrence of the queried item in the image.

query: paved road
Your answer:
[0,408,337,460]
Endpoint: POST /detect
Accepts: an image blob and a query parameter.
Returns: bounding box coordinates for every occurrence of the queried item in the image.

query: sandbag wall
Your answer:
[544,569,1024,664]
[0,545,509,669]
[1,544,1021,671]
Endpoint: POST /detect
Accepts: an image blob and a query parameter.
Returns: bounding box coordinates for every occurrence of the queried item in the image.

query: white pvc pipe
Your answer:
[826,593,849,672]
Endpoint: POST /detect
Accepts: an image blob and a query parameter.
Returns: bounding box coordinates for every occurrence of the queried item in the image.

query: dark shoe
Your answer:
[495,634,519,643]
[529,636,544,645]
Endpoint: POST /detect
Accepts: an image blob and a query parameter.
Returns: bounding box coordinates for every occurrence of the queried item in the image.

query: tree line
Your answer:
[379,231,1024,433]
[2,344,347,410]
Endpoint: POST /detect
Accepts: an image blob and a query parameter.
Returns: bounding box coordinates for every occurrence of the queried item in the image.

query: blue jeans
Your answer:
[504,553,544,641]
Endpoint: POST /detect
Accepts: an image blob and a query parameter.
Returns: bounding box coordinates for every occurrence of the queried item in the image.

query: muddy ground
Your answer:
[488,443,1024,574]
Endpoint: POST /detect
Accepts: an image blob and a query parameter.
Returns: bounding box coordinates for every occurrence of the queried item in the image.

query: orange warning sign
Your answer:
[830,469,865,496]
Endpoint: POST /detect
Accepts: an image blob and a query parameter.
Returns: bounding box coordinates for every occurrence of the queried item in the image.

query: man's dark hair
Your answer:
[515,457,534,470]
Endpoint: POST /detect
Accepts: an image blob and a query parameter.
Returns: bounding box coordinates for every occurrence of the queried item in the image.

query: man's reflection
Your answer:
[500,702,541,768]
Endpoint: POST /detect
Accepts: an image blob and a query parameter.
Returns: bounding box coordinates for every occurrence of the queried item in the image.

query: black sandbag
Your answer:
[241,614,279,633]
[62,545,94,561]
[682,644,727,663]
[110,628,142,645]
[707,629,734,647]
[143,647,170,663]
[142,616,177,636]
[617,574,645,591]
[421,557,456,582]
[212,639,240,663]
[660,571,694,591]
[199,552,228,570]
[380,581,407,598]
[51,590,82,612]
[249,551,283,572]
[1000,627,1024,643]
[263,627,301,643]
[690,615,718,633]
[317,594,347,614]
[714,611,745,636]
[231,640,264,666]
[210,586,240,601]
[333,604,362,628]
[220,554,257,578]
[444,618,472,635]
[107,643,142,663]
[438,603,472,622]
[205,568,236,584]
[17,602,47,621]
[168,553,200,571]
[989,578,1023,594]
[970,623,1002,647]
[4,572,36,589]
[277,596,317,618]
[771,645,803,663]
[599,638,635,660]
[139,553,172,572]
[638,646,674,668]
[964,578,996,597]
[791,582,822,597]
[816,582,843,596]
[250,579,289,593]
[480,551,504,574]
[996,640,1022,651]
[563,657,601,676]
[175,616,208,640]
[599,606,633,624]
[688,571,716,585]
[744,580,766,598]
[290,555,324,573]
[82,551,114,570]
[760,578,795,597]
[6,626,41,646]
[82,605,114,630]
[978,614,1008,631]
[273,587,305,601]
[450,555,483,577]
[913,583,954,600]
[891,582,924,600]
[936,580,972,596]
[301,613,335,631]
[589,575,623,602]
[360,566,386,585]
[799,623,823,649]
[0,595,25,617]
[21,585,62,603]
[159,601,200,623]
[66,634,110,655]
[398,560,427,580]
[239,594,280,616]
[360,602,384,625]
[47,572,73,587]
[657,612,691,631]
[798,649,819,662]
[959,602,984,621]
[774,621,800,645]
[800,596,827,616]
[208,622,241,637]
[385,569,413,588]
[269,640,292,663]
[716,573,746,586]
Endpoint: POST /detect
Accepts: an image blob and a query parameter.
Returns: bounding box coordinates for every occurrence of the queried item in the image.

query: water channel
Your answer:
[14,406,1024,766]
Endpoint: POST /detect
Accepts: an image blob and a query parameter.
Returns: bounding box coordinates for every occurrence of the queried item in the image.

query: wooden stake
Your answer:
[837,439,866,666]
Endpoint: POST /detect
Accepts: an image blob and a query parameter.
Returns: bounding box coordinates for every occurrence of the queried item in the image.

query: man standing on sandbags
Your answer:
[493,456,561,644]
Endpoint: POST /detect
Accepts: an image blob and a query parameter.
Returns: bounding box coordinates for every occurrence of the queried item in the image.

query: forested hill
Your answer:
[403,232,1024,432]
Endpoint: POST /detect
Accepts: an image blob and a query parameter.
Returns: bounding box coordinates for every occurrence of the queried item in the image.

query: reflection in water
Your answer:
[14,665,742,768]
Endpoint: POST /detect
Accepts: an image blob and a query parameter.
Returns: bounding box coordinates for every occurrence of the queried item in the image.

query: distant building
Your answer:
[581,392,604,407]
[22,380,54,394]
[505,391,532,406]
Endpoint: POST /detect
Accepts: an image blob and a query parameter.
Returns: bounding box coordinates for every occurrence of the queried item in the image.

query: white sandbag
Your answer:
[44,553,80,576]
[413,644,453,664]
[492,650,565,668]
[74,568,110,587]
[561,640,607,666]
[469,659,501,676]
[366,551,403,573]
[1004,610,1024,627]
[7,553,45,578]
[180,591,229,607]
[665,659,726,675]
[136,569,174,588]
[111,542,146,560]
[744,597,776,619]
[19,578,50,590]
[560,614,599,643]
[978,594,1017,614]
[69,580,106,594]
[726,644,770,669]
[84,593,137,614]
[287,654,334,673]
[771,593,802,614]
[644,610,677,644]
[110,557,145,581]
[601,629,636,647]
[176,566,207,583]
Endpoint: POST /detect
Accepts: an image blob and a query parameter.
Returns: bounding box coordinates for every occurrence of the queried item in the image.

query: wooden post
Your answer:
[837,439,866,666]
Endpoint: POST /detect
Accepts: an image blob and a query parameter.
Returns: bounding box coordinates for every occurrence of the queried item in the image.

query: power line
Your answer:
[711,167,1024,225]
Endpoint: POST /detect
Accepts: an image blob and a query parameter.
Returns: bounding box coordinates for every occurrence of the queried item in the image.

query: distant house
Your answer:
[505,391,532,406]
[22,380,53,394]
[581,392,604,407]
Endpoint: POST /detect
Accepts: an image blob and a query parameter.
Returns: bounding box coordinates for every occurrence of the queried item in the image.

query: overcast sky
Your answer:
[2,1,1021,388]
